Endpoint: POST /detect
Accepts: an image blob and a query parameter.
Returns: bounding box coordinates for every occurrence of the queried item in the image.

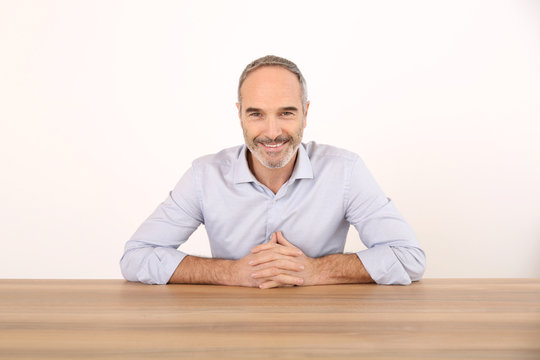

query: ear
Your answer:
[303,101,310,128]
[236,102,243,125]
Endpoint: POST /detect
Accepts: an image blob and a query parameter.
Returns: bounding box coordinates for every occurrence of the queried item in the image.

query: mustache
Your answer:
[256,135,292,145]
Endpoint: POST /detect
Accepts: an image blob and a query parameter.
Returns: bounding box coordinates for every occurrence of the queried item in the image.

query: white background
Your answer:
[1,0,539,279]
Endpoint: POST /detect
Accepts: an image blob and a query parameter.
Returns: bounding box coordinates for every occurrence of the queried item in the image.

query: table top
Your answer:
[1,278,539,359]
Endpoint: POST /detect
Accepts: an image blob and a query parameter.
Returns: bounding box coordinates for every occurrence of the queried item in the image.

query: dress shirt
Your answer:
[120,142,426,285]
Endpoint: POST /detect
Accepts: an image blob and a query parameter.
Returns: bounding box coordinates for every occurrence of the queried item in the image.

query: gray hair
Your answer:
[237,55,308,112]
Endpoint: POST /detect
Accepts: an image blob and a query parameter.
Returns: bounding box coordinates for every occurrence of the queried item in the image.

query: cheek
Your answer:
[285,122,304,135]
[242,124,260,139]
[247,120,269,131]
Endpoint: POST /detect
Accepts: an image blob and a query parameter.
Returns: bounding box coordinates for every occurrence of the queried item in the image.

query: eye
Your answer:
[248,112,262,118]
[281,111,294,117]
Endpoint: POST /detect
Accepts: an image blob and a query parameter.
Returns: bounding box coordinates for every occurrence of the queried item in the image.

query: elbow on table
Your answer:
[120,246,183,285]
[370,247,426,285]
[394,246,426,284]
[119,249,141,283]
[359,244,426,285]
[119,248,160,284]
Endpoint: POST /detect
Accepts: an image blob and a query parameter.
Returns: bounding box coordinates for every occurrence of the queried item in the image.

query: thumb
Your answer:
[276,231,293,246]
[269,232,278,243]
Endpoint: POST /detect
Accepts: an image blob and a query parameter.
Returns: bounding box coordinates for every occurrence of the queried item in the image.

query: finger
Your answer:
[276,231,297,249]
[248,248,303,266]
[260,274,303,288]
[259,280,281,289]
[250,243,272,254]
[251,242,278,254]
[251,260,305,278]
[259,281,296,289]
[250,233,278,254]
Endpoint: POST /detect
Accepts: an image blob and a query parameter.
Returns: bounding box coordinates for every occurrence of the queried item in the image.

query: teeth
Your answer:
[264,143,284,148]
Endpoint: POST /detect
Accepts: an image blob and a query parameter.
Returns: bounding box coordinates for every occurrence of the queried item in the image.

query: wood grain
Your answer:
[0,279,539,359]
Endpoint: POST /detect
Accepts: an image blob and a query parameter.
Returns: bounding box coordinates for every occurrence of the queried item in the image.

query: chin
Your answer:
[259,148,296,169]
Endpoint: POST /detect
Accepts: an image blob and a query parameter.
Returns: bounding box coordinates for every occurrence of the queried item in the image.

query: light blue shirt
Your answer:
[120,142,426,285]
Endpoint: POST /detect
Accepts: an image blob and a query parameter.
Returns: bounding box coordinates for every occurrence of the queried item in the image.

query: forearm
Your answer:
[168,255,237,285]
[311,253,374,285]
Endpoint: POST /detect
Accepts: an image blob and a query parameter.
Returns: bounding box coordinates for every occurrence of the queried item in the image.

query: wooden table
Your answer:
[0,279,539,359]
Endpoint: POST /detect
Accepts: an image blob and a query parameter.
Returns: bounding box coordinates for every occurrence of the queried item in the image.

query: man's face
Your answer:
[237,66,308,169]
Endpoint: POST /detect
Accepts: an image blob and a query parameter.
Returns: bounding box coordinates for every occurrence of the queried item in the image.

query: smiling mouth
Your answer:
[259,140,289,152]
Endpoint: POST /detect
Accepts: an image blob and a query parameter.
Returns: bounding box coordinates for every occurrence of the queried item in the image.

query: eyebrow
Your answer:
[281,106,299,112]
[244,106,299,113]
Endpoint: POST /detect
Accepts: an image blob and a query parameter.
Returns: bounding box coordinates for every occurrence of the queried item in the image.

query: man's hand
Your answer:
[231,234,304,287]
[249,231,320,289]
[169,232,305,287]
[249,231,375,288]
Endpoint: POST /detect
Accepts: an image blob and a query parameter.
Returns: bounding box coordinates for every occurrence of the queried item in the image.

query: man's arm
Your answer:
[306,253,374,285]
[168,256,238,286]
[120,167,203,284]
[345,156,426,285]
[248,155,426,288]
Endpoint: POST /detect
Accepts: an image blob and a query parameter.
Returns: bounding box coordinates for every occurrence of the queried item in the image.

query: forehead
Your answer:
[240,66,302,107]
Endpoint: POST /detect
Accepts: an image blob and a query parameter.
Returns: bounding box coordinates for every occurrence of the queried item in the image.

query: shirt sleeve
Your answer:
[345,156,426,285]
[120,166,203,284]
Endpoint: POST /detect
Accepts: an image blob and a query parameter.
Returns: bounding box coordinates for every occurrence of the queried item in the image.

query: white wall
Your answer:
[1,0,539,279]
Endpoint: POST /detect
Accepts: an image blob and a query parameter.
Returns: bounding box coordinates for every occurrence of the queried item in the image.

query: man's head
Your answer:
[237,55,309,169]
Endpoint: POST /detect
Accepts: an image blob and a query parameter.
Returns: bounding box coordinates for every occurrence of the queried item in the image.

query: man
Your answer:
[120,55,426,288]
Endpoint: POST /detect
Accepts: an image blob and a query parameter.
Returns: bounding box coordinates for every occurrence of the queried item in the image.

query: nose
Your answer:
[263,116,283,140]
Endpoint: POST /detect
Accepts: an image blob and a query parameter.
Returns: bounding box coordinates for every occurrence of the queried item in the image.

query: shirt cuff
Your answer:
[356,246,412,285]
[137,247,188,285]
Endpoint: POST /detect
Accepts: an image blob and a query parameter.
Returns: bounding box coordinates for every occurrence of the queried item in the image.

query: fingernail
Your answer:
[251,273,258,278]
[299,265,305,270]
[248,260,254,265]
[297,250,303,255]
[297,278,304,284]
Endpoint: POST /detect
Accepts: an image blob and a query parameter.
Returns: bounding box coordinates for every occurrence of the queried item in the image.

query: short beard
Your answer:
[244,128,303,169]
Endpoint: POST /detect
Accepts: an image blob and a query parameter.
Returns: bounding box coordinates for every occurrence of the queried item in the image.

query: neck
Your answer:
[247,151,298,195]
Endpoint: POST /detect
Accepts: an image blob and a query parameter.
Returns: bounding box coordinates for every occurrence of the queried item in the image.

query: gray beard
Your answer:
[247,141,300,169]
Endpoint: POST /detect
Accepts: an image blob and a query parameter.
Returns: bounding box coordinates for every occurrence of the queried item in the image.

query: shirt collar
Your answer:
[233,143,314,184]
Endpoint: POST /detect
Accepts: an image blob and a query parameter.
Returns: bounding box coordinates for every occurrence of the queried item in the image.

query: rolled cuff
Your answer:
[122,247,188,285]
[356,246,412,285]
